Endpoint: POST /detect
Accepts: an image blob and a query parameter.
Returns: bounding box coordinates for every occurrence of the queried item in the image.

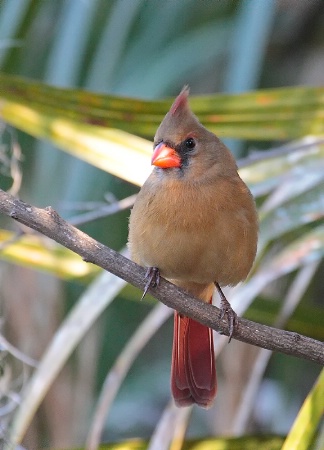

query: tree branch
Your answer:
[0,188,323,365]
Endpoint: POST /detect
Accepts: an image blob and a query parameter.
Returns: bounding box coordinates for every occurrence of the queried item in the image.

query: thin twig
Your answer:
[0,188,323,365]
[0,124,23,196]
[0,335,38,368]
[8,131,23,197]
[69,193,137,226]
[238,136,324,168]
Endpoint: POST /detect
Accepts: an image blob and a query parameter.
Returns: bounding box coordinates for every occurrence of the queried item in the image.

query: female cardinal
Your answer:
[128,87,258,408]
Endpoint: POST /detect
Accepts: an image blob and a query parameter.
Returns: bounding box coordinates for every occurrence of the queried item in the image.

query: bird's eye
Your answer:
[185,137,196,149]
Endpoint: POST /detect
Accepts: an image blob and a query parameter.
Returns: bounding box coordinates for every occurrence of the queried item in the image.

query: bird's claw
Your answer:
[141,267,160,300]
[219,300,237,343]
[215,282,238,343]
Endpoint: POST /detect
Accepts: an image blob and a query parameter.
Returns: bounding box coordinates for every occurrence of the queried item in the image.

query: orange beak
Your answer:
[151,142,181,168]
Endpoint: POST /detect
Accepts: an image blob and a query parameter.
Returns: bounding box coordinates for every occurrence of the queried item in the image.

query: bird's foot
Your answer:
[215,282,237,343]
[141,267,160,300]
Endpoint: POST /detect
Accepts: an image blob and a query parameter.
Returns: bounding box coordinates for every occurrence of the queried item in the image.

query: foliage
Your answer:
[0,1,323,450]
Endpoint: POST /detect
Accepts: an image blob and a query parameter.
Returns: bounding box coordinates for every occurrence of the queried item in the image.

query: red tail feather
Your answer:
[171,298,217,408]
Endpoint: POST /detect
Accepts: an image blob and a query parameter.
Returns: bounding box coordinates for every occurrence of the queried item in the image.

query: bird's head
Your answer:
[152,87,237,180]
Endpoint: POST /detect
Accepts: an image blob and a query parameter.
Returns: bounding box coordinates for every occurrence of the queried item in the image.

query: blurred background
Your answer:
[0,0,323,449]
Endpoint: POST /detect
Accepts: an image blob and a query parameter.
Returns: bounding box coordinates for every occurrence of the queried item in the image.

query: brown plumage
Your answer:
[128,87,258,408]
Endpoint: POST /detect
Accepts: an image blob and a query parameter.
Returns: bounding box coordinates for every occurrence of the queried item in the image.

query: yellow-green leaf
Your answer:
[0,230,99,280]
[282,368,324,450]
[1,75,324,187]
[1,74,324,139]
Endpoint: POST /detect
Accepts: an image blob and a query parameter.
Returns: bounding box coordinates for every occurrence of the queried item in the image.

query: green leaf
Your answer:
[282,368,324,450]
[0,230,99,280]
[0,101,152,186]
[1,75,324,188]
[1,74,324,139]
[68,434,285,450]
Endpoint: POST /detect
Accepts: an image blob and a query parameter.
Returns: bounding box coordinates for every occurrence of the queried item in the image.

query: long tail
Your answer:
[171,297,216,408]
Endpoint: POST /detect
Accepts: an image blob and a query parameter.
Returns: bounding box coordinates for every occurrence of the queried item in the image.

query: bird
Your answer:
[128,86,258,408]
